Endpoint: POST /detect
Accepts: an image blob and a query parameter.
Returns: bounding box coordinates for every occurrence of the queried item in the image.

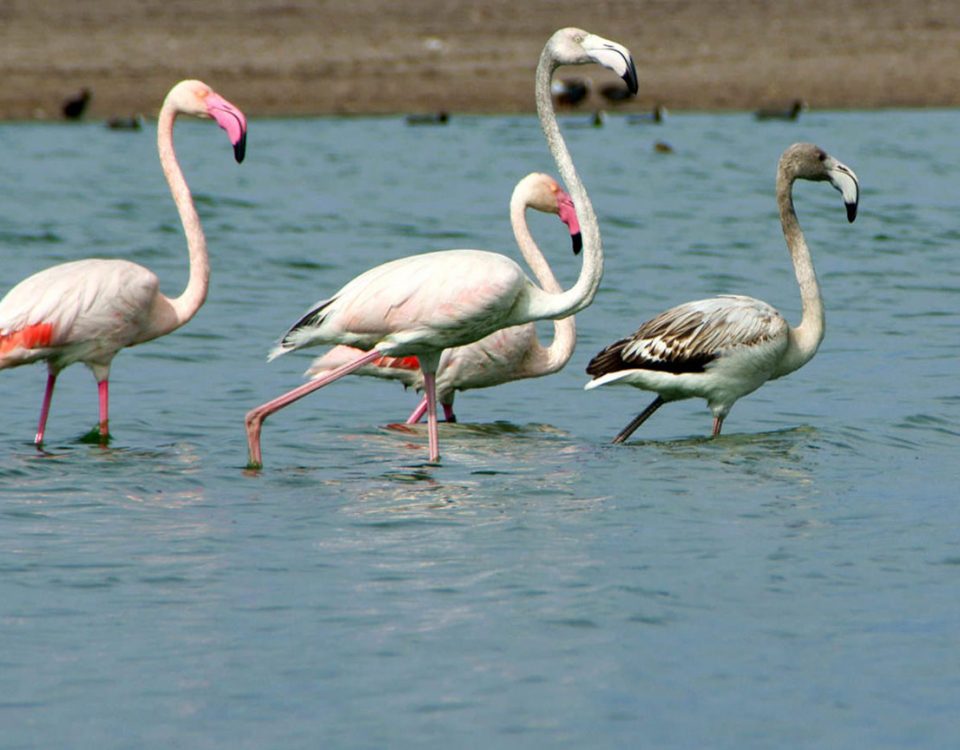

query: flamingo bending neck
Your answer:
[508,174,577,374]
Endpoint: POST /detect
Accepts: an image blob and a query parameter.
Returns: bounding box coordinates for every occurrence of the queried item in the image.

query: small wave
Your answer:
[0,229,62,244]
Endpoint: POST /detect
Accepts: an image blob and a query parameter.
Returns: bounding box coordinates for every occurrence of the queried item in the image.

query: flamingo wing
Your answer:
[272,250,529,358]
[587,295,787,378]
[437,323,541,392]
[305,322,541,399]
[0,259,159,365]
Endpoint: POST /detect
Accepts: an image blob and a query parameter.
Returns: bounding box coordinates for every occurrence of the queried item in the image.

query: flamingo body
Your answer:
[245,28,638,467]
[304,172,581,423]
[586,295,790,424]
[434,324,552,393]
[1,80,247,445]
[586,143,859,442]
[308,319,553,423]
[306,325,542,395]
[274,249,532,360]
[1,259,160,375]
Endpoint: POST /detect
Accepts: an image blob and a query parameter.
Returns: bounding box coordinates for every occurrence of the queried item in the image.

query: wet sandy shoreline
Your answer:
[2,0,959,121]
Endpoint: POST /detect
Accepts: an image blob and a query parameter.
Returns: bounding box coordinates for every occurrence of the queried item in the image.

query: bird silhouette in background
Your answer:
[551,77,590,107]
[755,99,805,121]
[62,88,92,120]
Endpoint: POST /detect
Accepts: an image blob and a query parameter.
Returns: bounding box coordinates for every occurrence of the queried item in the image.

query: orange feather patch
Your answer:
[373,355,420,371]
[0,322,55,354]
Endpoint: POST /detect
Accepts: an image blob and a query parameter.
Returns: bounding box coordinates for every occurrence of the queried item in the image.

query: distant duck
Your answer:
[106,115,142,131]
[551,77,590,106]
[653,140,674,154]
[627,104,666,124]
[62,88,92,120]
[566,110,607,129]
[755,99,805,121]
[599,81,634,104]
[405,111,449,126]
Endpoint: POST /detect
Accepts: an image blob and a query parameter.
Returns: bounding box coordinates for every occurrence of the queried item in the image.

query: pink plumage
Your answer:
[304,172,580,424]
[0,79,247,445]
[244,28,638,467]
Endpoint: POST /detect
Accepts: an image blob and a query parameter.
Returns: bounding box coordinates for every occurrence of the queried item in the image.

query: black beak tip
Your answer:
[572,232,583,255]
[846,202,857,223]
[234,132,247,164]
[623,63,639,95]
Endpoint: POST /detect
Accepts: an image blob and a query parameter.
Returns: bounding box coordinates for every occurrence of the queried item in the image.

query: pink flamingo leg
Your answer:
[35,367,58,446]
[712,415,724,437]
[405,397,428,425]
[98,379,110,440]
[245,349,383,469]
[405,396,454,425]
[421,370,440,463]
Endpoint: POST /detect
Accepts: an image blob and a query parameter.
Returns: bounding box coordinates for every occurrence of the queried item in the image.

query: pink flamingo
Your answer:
[585,143,859,441]
[0,80,247,445]
[304,171,581,424]
[244,28,638,467]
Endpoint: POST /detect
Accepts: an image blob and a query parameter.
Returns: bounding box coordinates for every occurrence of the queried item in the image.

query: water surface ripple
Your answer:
[1,110,958,748]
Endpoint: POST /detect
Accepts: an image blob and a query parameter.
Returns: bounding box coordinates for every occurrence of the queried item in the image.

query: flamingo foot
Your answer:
[244,349,383,470]
[244,411,265,470]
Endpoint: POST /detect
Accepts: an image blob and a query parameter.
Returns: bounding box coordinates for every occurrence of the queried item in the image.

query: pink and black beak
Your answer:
[207,93,248,163]
[557,190,583,255]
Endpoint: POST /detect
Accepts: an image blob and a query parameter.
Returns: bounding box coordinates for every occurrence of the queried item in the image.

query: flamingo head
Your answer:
[517,172,583,255]
[782,143,860,222]
[547,28,638,96]
[166,79,248,163]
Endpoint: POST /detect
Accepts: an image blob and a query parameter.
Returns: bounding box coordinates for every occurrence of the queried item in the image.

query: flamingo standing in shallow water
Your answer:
[304,172,581,424]
[0,80,247,445]
[244,28,638,467]
[585,142,859,442]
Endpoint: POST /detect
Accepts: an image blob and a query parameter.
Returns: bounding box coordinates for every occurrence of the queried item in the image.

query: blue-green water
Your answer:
[1,109,958,748]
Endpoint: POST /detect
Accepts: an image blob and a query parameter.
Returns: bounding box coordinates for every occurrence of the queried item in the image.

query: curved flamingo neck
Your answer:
[510,189,576,374]
[775,168,824,377]
[146,98,210,339]
[526,48,602,322]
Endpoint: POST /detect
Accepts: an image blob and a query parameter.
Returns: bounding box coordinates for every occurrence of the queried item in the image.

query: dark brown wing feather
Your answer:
[587,296,785,378]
